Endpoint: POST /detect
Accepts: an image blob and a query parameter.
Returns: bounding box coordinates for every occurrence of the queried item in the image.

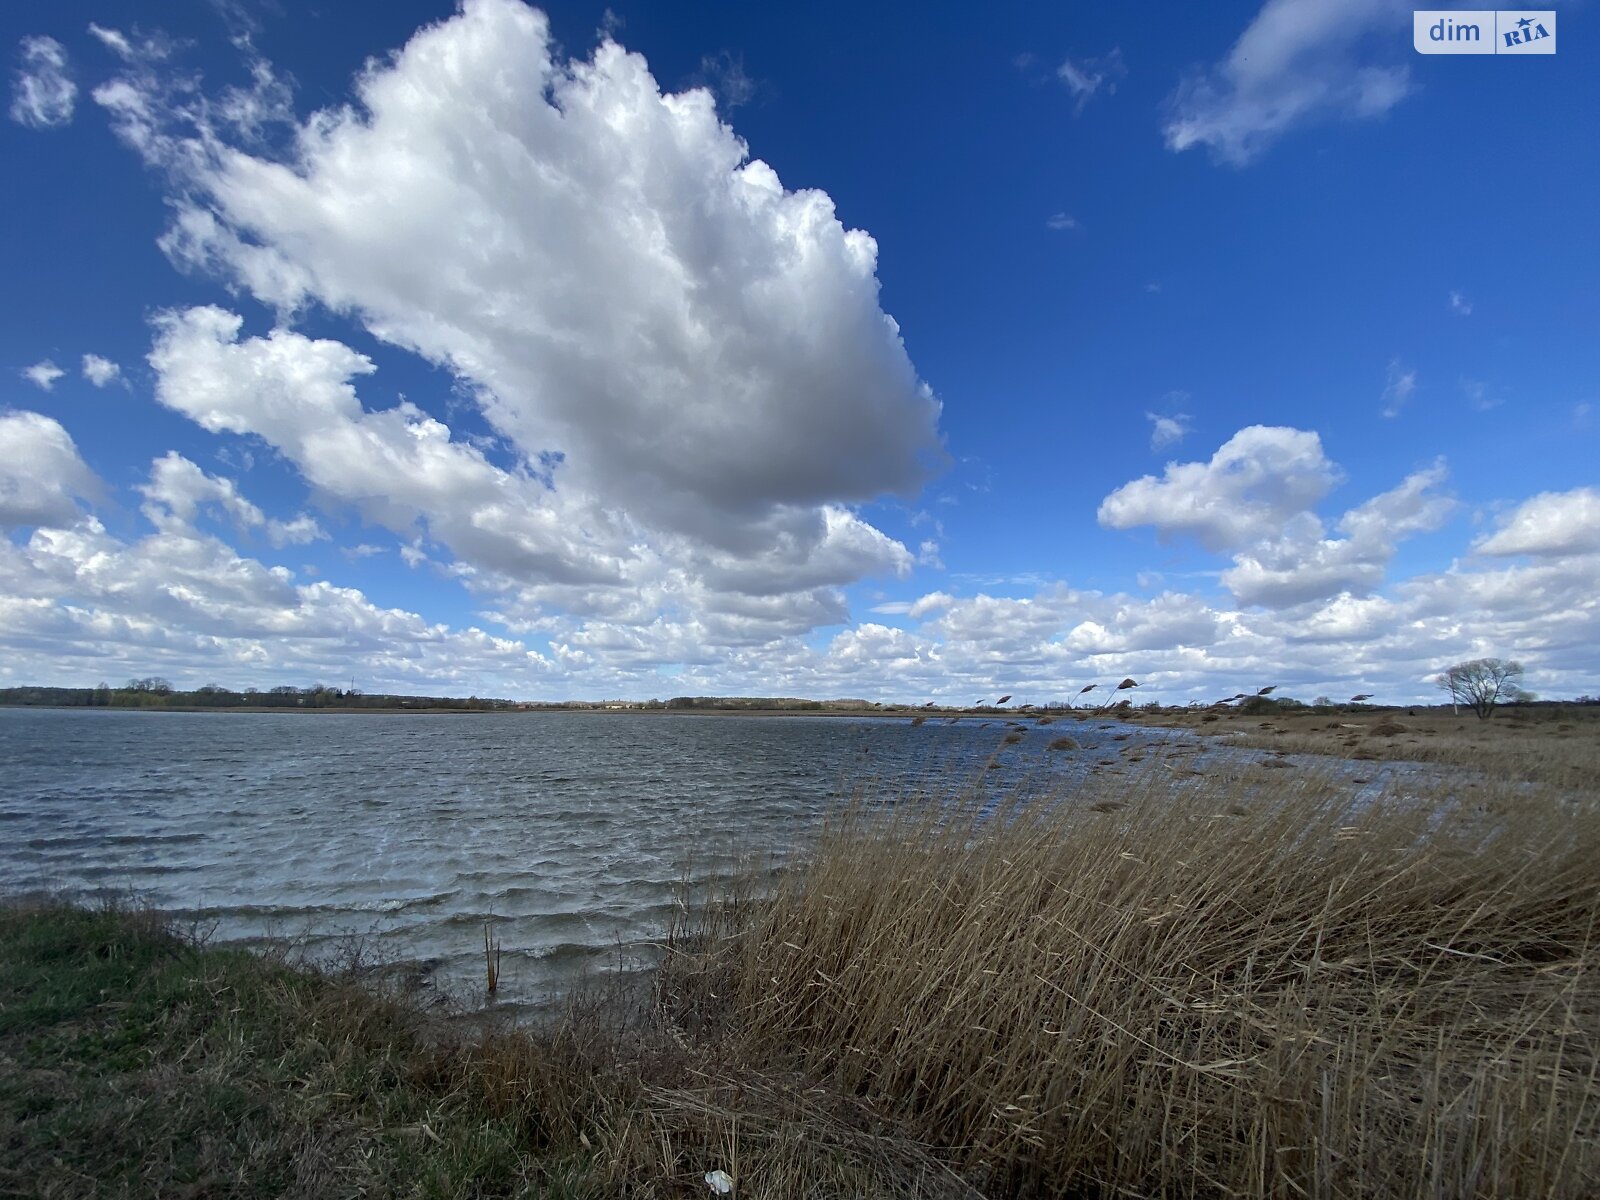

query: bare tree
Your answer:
[1435,658,1526,719]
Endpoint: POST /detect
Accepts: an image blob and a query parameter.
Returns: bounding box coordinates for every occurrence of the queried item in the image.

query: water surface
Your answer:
[2,708,1155,1010]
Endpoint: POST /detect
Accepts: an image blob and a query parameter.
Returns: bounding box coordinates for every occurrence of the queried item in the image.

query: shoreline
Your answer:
[0,702,1113,717]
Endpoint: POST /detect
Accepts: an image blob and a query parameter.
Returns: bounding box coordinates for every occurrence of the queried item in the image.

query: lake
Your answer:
[0,707,1177,1012]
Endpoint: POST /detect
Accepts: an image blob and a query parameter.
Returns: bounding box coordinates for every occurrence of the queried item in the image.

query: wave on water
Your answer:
[0,708,1150,1012]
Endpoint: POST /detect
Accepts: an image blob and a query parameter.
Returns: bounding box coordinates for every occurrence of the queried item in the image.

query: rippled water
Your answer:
[1,708,1162,1011]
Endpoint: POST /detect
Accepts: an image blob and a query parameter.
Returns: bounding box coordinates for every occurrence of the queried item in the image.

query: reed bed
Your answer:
[662,764,1600,1198]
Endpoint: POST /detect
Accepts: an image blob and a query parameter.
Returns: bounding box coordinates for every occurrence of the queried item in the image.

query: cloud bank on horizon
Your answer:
[2,0,1594,704]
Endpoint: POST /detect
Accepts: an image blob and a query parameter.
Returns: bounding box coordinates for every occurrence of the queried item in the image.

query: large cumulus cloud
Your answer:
[102,0,945,554]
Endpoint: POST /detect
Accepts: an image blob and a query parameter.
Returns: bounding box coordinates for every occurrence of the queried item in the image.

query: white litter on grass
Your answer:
[705,1168,734,1194]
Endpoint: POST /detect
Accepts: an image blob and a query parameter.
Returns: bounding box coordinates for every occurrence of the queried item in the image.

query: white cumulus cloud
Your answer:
[0,411,1593,702]
[148,306,641,589]
[1102,429,1453,609]
[103,0,945,554]
[0,511,553,695]
[1099,425,1343,553]
[148,305,915,654]
[141,451,265,531]
[81,354,123,387]
[140,450,328,549]
[1146,411,1192,450]
[22,360,66,390]
[1221,461,1454,607]
[1476,488,1600,558]
[0,411,102,528]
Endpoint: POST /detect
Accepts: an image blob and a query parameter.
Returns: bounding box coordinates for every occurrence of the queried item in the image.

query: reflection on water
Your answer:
[1,708,1170,1010]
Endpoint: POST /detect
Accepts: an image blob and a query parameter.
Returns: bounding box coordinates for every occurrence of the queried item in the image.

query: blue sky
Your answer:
[2,0,1596,704]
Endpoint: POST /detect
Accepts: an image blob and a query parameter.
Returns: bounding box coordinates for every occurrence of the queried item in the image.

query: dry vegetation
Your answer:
[1128,702,1600,790]
[6,735,1599,1198]
[663,758,1600,1198]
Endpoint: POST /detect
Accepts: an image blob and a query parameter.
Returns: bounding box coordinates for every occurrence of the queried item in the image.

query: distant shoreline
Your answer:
[0,702,1050,718]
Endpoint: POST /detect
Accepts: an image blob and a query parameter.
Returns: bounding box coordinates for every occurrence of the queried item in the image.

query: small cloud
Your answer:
[343,542,387,559]
[9,35,76,129]
[215,445,256,473]
[598,8,624,37]
[693,50,758,110]
[869,601,913,615]
[1574,401,1593,429]
[1461,378,1502,411]
[1144,281,1163,294]
[87,23,133,59]
[81,354,123,387]
[1162,0,1412,166]
[1045,211,1079,231]
[1449,290,1472,316]
[1381,360,1417,418]
[22,360,66,390]
[917,539,944,569]
[87,23,172,64]
[267,514,327,547]
[1056,48,1125,115]
[1012,52,1038,72]
[1146,410,1193,450]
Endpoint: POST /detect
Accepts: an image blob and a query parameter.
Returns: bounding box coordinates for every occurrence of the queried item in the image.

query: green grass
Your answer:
[0,901,960,1199]
[0,901,609,1199]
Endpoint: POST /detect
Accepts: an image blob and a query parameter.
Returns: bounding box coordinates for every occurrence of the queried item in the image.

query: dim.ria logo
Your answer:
[1413,10,1557,54]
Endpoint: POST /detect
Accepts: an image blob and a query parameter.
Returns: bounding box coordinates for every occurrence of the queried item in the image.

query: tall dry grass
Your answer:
[662,764,1600,1197]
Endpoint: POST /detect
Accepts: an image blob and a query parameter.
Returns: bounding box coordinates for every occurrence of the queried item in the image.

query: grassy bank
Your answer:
[6,754,1598,1197]
[0,902,610,1197]
[0,901,958,1198]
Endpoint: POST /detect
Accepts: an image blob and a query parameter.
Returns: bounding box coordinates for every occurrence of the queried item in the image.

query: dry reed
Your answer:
[661,761,1600,1198]
[484,920,502,994]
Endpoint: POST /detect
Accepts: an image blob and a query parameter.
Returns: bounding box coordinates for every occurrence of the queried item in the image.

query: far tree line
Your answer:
[0,681,521,711]
[0,658,1582,718]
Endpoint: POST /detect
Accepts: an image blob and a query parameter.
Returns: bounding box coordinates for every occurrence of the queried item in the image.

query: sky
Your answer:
[1,0,1596,705]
